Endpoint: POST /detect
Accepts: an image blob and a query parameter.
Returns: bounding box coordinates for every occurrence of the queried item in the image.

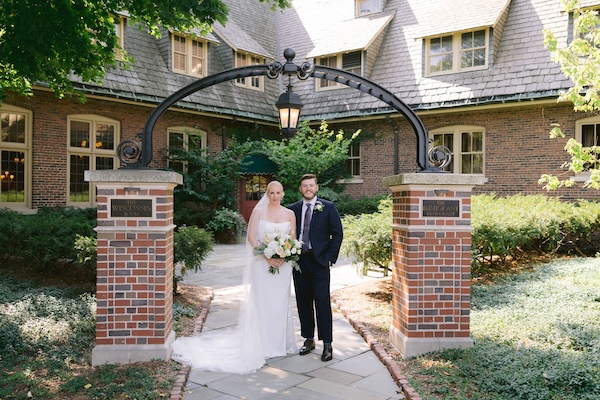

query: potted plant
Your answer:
[206,208,247,243]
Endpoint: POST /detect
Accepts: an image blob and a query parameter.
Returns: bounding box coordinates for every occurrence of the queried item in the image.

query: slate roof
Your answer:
[71,0,575,123]
[306,11,395,58]
[213,19,274,59]
[416,0,512,38]
[73,0,281,123]
[277,0,574,120]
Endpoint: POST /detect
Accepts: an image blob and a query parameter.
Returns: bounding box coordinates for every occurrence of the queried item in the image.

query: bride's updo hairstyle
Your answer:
[267,180,284,195]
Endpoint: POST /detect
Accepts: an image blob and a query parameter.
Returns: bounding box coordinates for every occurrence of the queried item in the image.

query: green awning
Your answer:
[240,154,278,174]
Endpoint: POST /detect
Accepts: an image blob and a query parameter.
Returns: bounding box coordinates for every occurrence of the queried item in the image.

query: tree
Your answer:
[540,0,600,190]
[0,0,289,101]
[261,121,360,203]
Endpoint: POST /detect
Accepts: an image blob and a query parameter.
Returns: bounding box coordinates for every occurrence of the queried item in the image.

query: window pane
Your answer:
[582,125,595,147]
[472,154,483,173]
[472,131,483,151]
[461,51,473,68]
[461,32,472,49]
[462,132,472,152]
[70,121,91,148]
[352,159,360,175]
[246,175,267,200]
[359,0,380,14]
[474,48,486,66]
[461,154,472,174]
[430,54,453,73]
[236,53,247,84]
[319,56,337,87]
[95,123,115,150]
[343,52,361,75]
[1,113,26,143]
[96,157,114,170]
[191,40,203,75]
[441,36,453,52]
[70,154,90,202]
[473,30,486,47]
[1,150,25,203]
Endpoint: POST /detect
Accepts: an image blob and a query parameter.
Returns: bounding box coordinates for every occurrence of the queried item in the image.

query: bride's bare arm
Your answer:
[247,209,260,248]
[287,209,297,240]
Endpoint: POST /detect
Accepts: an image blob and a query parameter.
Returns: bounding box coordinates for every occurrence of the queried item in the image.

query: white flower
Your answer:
[314,201,325,212]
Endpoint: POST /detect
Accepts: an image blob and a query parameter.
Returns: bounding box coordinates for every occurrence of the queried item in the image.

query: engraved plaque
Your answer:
[111,198,153,218]
[422,199,460,218]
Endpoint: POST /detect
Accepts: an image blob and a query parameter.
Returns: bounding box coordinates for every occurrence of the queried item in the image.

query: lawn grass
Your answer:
[0,269,202,400]
[334,257,600,400]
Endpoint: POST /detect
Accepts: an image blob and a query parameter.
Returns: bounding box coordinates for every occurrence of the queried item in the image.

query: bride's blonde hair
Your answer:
[267,180,284,194]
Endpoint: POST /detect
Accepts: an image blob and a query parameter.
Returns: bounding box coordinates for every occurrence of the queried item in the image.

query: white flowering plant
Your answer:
[254,231,302,274]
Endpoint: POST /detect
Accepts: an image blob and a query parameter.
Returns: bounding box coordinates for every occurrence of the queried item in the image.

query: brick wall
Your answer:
[334,102,596,201]
[3,90,254,209]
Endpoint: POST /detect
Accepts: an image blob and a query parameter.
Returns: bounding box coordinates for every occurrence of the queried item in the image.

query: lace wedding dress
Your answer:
[171,220,298,374]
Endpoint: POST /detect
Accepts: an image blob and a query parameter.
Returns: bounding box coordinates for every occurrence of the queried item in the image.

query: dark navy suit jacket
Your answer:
[289,197,343,267]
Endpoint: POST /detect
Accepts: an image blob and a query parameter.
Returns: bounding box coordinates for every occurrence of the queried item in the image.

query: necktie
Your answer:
[302,203,312,251]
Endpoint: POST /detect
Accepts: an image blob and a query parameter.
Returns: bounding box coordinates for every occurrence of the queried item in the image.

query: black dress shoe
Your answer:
[321,343,333,361]
[299,339,315,355]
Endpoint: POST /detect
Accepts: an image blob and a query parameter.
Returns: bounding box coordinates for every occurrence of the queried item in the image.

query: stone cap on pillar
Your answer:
[85,169,183,185]
[384,173,487,189]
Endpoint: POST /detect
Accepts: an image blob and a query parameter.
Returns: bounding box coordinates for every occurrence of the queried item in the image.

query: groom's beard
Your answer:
[301,192,316,201]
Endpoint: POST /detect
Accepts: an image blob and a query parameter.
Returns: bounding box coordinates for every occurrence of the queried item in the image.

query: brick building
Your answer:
[0,0,597,214]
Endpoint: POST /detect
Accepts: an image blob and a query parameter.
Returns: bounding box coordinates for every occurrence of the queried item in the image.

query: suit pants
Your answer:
[293,251,333,343]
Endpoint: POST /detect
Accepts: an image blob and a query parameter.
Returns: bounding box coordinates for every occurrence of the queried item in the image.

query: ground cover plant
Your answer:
[0,262,208,400]
[333,257,600,400]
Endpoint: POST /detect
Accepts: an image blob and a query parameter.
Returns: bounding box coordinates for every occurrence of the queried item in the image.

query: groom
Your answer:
[289,174,343,362]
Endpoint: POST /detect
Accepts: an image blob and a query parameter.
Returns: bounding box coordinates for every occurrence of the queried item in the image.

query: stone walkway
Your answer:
[172,243,413,400]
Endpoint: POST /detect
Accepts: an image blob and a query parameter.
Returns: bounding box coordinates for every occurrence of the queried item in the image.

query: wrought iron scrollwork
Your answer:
[117,140,142,165]
[428,145,452,169]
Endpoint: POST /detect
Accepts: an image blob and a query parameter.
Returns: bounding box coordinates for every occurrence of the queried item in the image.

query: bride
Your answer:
[171,180,299,373]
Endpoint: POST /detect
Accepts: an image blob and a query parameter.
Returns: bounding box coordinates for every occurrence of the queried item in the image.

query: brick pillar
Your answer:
[383,173,485,358]
[85,170,182,366]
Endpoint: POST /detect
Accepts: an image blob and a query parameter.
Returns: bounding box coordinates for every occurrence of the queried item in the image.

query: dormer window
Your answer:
[356,0,381,16]
[235,52,265,91]
[426,29,488,76]
[172,33,207,77]
[316,51,363,91]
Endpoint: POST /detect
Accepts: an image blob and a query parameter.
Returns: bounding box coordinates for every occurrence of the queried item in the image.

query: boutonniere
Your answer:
[314,201,325,213]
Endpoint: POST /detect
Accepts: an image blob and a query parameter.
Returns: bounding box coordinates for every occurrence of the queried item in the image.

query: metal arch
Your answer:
[119,64,277,169]
[119,48,440,171]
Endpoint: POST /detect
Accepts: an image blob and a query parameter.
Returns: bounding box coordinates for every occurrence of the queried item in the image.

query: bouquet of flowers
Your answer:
[254,230,303,274]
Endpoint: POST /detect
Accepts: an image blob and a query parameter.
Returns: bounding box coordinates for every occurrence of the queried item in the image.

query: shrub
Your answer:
[471,194,600,274]
[174,225,214,275]
[341,198,392,276]
[74,234,98,271]
[0,207,96,269]
[206,208,246,233]
[336,194,389,216]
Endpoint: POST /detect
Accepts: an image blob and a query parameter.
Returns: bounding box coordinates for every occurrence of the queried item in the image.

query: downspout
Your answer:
[386,116,399,175]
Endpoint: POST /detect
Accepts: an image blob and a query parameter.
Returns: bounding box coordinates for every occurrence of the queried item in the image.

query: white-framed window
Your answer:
[235,52,264,91]
[429,126,484,174]
[167,127,207,173]
[114,15,126,60]
[346,143,361,177]
[426,29,488,76]
[0,104,31,210]
[67,115,119,206]
[575,116,600,171]
[316,51,363,91]
[172,33,207,77]
[356,0,381,16]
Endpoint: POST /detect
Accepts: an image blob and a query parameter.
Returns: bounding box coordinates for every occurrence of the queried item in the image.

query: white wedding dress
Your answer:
[171,220,298,374]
